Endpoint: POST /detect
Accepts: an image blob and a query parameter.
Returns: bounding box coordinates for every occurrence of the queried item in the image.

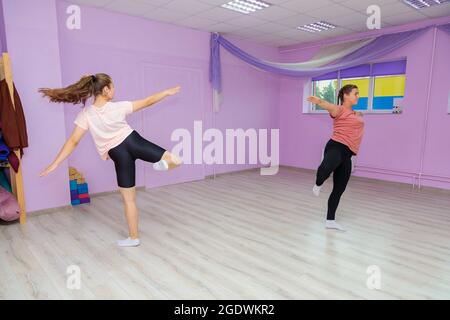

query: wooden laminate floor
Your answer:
[1,167,449,299]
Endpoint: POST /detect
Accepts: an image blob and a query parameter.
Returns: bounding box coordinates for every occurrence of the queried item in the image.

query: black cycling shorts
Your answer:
[108,130,166,188]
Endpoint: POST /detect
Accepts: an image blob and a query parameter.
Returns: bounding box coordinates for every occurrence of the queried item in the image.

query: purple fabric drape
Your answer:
[312,59,407,80]
[438,23,450,35]
[209,33,221,98]
[210,26,430,93]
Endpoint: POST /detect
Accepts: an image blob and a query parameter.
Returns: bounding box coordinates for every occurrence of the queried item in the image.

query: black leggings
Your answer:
[315,139,354,220]
[108,130,166,188]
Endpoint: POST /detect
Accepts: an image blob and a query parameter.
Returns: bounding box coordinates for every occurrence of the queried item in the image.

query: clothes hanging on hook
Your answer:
[0,79,28,172]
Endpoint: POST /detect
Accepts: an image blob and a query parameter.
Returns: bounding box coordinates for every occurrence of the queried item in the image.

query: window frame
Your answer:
[371,74,406,112]
[311,75,339,112]
[307,61,406,114]
[340,75,371,111]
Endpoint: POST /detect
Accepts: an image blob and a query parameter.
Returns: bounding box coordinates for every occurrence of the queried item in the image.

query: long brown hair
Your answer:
[337,84,358,105]
[39,73,112,106]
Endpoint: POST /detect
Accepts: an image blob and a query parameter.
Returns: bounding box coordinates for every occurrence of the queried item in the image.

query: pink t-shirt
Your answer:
[330,106,365,155]
[74,101,134,160]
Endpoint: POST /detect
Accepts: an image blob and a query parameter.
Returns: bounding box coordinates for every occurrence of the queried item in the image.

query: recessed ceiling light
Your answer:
[297,21,337,33]
[221,0,271,15]
[402,0,449,10]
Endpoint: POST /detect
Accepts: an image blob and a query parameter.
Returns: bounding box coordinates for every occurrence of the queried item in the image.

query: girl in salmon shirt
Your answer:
[38,74,182,247]
[307,84,365,232]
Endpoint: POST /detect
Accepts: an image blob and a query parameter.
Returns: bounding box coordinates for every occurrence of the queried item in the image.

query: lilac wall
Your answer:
[56,1,280,195]
[279,18,450,190]
[3,0,280,212]
[0,0,7,52]
[420,28,450,189]
[4,0,449,215]
[208,57,280,176]
[2,0,70,212]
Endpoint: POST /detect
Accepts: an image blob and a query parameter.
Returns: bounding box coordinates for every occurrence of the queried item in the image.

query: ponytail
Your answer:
[39,73,112,106]
[337,84,358,105]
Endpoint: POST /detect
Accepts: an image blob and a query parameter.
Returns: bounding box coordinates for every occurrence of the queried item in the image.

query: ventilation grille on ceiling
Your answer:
[221,0,271,14]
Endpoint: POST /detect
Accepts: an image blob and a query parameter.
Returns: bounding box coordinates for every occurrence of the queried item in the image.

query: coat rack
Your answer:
[0,52,26,224]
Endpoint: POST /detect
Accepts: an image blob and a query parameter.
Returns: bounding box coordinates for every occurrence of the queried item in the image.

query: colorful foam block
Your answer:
[69,167,91,205]
[69,180,77,190]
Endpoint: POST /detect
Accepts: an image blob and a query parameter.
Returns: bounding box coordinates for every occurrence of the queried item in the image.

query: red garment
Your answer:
[0,80,28,149]
[0,80,28,172]
[7,150,19,172]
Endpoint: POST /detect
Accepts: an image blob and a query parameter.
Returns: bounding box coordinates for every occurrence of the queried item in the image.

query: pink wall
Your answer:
[3,0,280,212]
[0,0,6,52]
[278,18,450,190]
[2,0,70,212]
[3,0,449,215]
[56,1,280,194]
[57,1,278,193]
[420,28,450,189]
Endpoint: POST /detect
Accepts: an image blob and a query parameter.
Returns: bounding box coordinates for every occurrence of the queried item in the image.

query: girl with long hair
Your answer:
[307,84,365,231]
[39,73,182,246]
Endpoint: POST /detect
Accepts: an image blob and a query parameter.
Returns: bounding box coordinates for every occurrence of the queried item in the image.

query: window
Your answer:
[312,79,337,111]
[373,75,406,111]
[310,70,338,111]
[309,59,406,113]
[341,77,370,110]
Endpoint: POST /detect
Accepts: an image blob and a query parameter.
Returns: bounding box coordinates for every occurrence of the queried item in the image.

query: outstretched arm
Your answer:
[132,86,181,113]
[40,125,87,177]
[307,96,340,117]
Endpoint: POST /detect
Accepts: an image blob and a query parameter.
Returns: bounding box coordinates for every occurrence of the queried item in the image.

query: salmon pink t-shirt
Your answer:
[330,106,365,155]
[74,101,134,160]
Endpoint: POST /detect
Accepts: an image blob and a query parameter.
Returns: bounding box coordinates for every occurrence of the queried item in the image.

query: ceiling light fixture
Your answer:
[402,0,449,10]
[221,0,271,15]
[297,21,337,33]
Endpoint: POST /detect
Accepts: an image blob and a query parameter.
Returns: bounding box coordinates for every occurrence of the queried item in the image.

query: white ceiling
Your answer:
[70,0,450,47]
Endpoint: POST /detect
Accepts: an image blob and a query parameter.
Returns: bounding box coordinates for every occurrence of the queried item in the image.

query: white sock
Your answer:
[153,159,169,171]
[312,184,322,197]
[117,237,140,247]
[326,220,346,231]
